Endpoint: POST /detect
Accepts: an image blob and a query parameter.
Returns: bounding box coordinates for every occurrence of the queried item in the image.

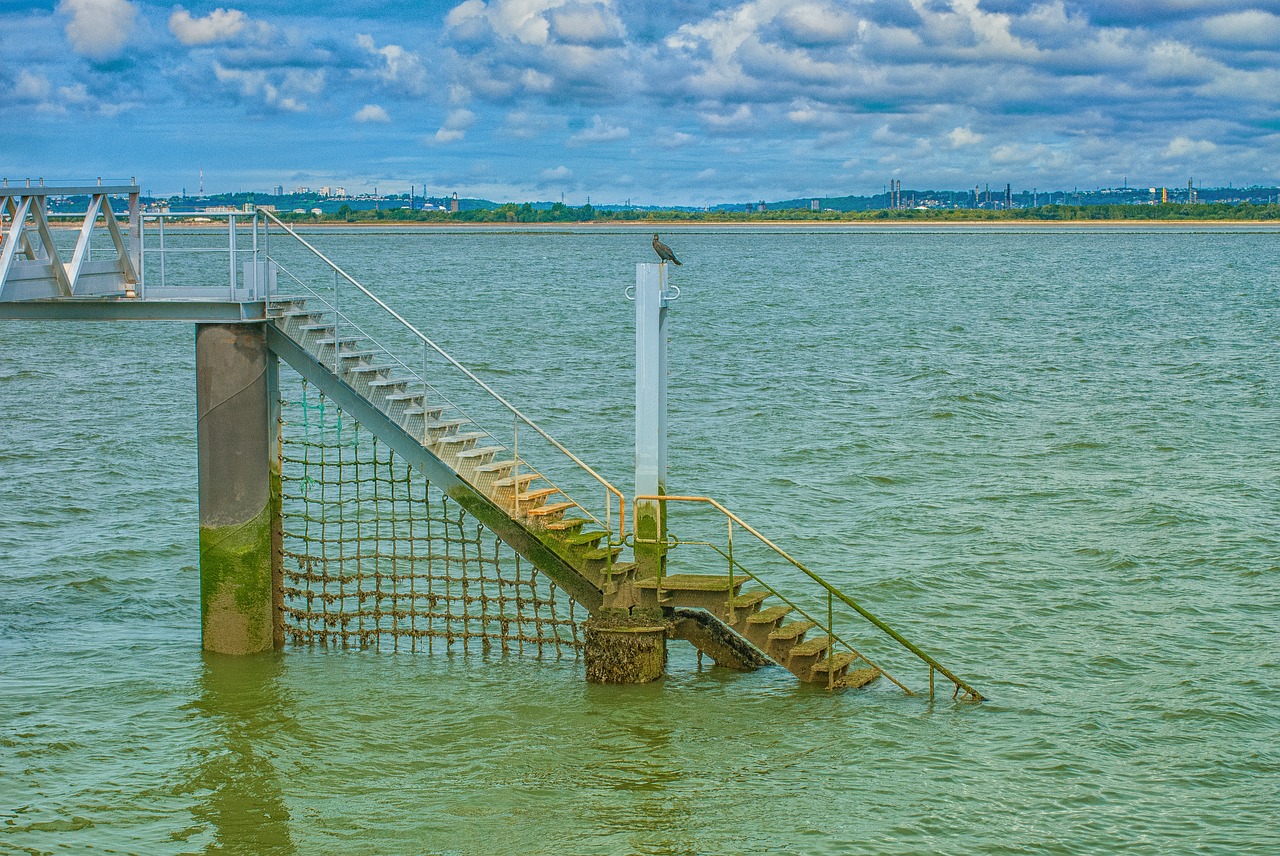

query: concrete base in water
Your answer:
[584,616,668,684]
[196,323,281,655]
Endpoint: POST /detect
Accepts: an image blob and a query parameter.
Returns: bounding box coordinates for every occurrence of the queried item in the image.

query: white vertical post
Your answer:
[228,213,237,298]
[635,262,669,581]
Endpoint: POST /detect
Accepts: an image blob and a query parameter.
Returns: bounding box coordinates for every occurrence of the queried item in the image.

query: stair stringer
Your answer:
[670,608,774,672]
[265,324,605,613]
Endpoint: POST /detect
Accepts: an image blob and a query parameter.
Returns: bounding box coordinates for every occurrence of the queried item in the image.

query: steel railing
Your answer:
[635,494,984,700]
[258,210,627,545]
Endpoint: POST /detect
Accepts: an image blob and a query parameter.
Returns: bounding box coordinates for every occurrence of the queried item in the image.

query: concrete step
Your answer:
[787,634,832,674]
[634,574,749,611]
[743,604,793,649]
[809,651,862,685]
[767,620,816,661]
[582,544,624,570]
[560,530,607,551]
[544,517,589,534]
[725,589,770,620]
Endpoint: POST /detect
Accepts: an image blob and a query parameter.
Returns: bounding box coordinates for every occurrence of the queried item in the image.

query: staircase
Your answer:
[268,296,635,609]
[260,212,984,700]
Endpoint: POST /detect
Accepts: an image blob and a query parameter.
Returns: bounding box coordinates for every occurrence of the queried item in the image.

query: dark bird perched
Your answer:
[652,234,682,266]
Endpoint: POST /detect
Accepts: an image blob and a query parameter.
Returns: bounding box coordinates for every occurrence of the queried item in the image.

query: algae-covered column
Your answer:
[196,323,282,654]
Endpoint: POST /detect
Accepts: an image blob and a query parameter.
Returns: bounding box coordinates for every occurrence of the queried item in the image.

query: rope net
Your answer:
[278,376,584,657]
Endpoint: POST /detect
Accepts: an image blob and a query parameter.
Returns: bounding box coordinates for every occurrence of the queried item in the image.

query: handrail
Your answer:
[260,209,627,540]
[637,494,985,701]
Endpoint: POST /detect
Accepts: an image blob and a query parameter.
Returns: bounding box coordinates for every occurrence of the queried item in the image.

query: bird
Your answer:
[652,234,682,266]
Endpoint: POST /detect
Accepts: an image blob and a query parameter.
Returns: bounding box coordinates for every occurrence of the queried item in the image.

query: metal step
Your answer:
[455,446,503,480]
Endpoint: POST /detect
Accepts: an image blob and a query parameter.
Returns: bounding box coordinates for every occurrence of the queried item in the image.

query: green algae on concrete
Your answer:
[584,614,667,683]
[200,502,275,655]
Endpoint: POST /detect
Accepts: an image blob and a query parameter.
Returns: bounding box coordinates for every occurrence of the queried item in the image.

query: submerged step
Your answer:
[768,620,816,642]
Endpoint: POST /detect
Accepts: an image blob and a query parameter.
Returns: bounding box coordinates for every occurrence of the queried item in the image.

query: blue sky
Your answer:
[3,0,1279,204]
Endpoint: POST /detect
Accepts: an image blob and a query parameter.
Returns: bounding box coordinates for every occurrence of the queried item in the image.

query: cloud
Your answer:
[444,0,634,101]
[539,164,573,183]
[58,0,137,61]
[774,3,857,46]
[211,62,320,112]
[169,7,247,46]
[355,34,429,95]
[655,131,697,148]
[354,104,390,123]
[550,3,625,46]
[15,71,52,102]
[568,115,629,145]
[949,126,984,147]
[1201,11,1280,48]
[434,108,476,143]
[1163,136,1218,158]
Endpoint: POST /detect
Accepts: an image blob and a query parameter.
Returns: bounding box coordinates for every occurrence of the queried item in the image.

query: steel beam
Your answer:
[0,298,265,323]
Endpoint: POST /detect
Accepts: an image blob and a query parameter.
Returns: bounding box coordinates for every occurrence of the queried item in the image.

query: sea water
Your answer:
[2,225,1277,854]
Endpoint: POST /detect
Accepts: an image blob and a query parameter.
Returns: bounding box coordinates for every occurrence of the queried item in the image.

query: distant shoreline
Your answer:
[257,218,1279,229]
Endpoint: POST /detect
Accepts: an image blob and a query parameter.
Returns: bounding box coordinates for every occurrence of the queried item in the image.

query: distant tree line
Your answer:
[281,200,1280,224]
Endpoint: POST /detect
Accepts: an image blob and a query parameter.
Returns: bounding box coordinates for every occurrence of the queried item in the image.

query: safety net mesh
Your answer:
[277,375,584,657]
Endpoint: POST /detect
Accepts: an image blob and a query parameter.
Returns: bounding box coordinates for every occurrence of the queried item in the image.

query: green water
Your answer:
[2,226,1278,854]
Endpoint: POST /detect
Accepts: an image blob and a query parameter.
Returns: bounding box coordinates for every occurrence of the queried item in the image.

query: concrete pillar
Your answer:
[196,323,281,654]
[584,614,667,684]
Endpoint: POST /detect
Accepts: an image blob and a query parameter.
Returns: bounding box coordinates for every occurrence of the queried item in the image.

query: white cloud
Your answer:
[694,168,717,181]
[434,109,476,143]
[539,165,573,182]
[15,71,52,101]
[211,62,317,112]
[1164,136,1218,158]
[776,3,857,46]
[169,7,247,46]
[550,4,624,46]
[355,34,429,95]
[568,115,629,145]
[58,0,137,61]
[700,104,753,129]
[1202,11,1280,48]
[656,131,697,149]
[354,104,390,123]
[949,126,984,147]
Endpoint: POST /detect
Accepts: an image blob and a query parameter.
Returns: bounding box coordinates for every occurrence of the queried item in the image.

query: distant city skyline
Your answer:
[5,2,1279,205]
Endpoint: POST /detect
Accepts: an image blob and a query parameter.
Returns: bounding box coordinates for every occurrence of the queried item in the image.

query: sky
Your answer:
[2,0,1279,205]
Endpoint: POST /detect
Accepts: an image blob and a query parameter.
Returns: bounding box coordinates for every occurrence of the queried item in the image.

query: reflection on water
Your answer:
[183,652,296,855]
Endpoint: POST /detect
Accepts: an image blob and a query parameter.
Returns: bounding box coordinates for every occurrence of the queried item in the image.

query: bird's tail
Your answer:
[672,259,682,266]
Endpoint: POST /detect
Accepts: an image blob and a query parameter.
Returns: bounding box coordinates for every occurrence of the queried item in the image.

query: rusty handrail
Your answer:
[637,494,985,701]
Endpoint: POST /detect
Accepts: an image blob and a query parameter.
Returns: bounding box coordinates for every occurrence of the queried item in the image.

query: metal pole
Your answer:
[634,262,668,582]
[229,212,237,299]
[333,268,340,373]
[159,215,166,290]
